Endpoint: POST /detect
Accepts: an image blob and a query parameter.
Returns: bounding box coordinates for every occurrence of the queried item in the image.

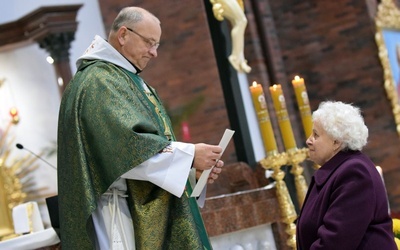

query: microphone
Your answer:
[16,143,57,171]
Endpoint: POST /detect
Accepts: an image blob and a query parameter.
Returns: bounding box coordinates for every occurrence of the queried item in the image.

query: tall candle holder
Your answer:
[254,78,314,248]
[287,147,309,208]
[260,152,297,249]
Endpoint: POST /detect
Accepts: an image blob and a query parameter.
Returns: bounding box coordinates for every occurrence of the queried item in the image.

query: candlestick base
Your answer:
[260,152,297,249]
[287,148,309,208]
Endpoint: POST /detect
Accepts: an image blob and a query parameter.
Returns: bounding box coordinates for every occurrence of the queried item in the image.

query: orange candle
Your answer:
[292,76,313,138]
[269,84,297,151]
[250,81,278,155]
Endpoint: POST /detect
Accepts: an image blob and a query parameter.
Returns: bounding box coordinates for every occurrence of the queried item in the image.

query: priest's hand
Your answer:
[193,143,224,183]
[207,159,224,184]
[193,143,222,171]
[194,160,224,183]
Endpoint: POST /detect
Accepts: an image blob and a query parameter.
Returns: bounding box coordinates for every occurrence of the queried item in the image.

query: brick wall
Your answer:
[98,0,400,212]
[263,0,400,212]
[98,0,237,162]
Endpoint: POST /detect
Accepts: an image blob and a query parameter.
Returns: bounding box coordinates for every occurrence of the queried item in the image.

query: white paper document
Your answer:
[190,129,235,197]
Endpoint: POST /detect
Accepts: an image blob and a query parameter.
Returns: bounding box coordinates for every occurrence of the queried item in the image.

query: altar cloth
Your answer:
[0,227,60,250]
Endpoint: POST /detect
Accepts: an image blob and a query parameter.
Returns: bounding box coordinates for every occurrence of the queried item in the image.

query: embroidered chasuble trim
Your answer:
[122,69,172,141]
[122,69,212,249]
[185,180,213,250]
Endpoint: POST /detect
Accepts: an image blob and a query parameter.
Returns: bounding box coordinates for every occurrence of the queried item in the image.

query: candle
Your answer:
[249,81,278,155]
[269,84,297,151]
[181,121,191,142]
[292,76,313,138]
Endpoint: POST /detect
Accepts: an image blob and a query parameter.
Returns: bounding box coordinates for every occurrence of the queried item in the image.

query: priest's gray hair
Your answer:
[110,7,160,32]
[312,101,368,151]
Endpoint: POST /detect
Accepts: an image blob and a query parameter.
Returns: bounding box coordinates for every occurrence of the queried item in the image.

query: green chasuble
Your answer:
[57,59,212,249]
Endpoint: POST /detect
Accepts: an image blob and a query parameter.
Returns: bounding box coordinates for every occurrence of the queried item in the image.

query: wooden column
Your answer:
[38,32,75,95]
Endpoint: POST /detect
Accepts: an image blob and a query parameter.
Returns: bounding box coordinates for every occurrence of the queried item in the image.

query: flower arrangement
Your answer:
[393,218,400,249]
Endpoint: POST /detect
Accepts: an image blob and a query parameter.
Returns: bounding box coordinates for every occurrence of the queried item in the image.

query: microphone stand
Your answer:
[15,143,57,171]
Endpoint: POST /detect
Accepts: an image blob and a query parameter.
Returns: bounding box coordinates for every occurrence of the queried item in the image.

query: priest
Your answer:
[57,6,224,250]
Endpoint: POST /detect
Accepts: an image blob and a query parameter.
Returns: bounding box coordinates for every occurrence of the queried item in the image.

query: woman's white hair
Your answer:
[312,101,368,151]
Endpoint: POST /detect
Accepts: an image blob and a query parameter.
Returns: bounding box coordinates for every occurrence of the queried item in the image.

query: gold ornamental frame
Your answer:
[375,0,400,136]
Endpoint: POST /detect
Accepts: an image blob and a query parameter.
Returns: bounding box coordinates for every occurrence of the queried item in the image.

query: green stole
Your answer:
[123,69,212,250]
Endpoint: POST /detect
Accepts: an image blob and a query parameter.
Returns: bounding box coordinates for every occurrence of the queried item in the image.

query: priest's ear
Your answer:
[116,26,130,46]
[108,26,128,48]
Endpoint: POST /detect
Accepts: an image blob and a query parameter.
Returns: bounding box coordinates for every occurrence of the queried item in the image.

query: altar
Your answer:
[204,185,280,249]
[201,162,294,250]
[0,162,294,250]
[0,199,60,249]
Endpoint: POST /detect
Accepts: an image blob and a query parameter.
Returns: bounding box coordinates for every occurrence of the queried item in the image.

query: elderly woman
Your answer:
[296,101,396,250]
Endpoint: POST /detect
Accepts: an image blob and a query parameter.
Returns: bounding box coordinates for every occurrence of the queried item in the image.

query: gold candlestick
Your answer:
[260,152,297,249]
[287,148,309,208]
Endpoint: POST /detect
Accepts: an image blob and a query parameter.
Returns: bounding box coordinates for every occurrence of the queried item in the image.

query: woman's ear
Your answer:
[333,140,343,151]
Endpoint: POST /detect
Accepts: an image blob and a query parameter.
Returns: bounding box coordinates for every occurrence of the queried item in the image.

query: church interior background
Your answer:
[1,0,400,249]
